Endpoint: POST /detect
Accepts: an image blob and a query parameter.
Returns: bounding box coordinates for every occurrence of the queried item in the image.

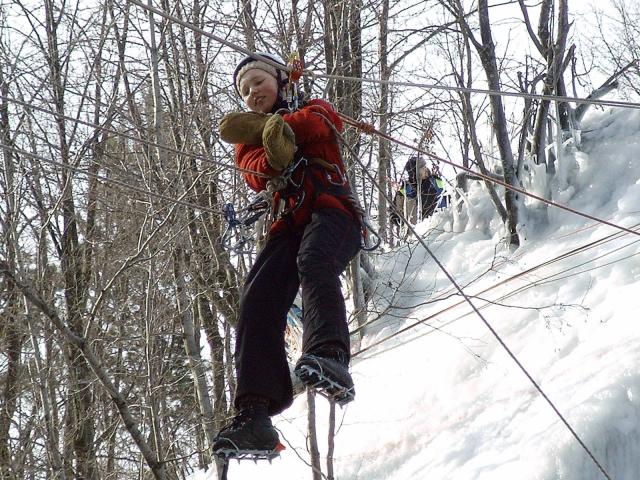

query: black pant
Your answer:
[234,209,360,415]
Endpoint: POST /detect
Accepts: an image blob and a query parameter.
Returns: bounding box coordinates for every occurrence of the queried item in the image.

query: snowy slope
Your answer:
[191,106,640,480]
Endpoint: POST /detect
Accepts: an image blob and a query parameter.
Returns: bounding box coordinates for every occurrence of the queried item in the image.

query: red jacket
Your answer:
[235,99,354,232]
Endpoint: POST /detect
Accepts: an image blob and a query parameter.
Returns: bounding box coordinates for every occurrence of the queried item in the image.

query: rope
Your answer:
[130,0,640,112]
[354,220,640,349]
[0,94,270,180]
[340,113,640,239]
[311,116,615,480]
[356,162,613,480]
[318,71,640,110]
[111,3,617,476]
[1,142,225,217]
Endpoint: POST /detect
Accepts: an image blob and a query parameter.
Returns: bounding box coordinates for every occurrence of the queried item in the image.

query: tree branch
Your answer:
[0,263,168,480]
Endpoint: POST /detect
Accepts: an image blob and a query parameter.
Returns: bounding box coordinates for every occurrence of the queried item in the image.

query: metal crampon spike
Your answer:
[297,365,354,406]
[215,443,285,463]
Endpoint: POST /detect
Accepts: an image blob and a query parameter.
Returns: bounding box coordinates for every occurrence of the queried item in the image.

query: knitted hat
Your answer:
[233,52,287,96]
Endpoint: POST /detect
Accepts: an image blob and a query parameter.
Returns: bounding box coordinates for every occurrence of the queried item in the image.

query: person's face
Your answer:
[239,69,279,113]
[419,166,430,179]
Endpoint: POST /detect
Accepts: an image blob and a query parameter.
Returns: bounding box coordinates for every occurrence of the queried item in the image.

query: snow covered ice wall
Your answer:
[190,107,640,480]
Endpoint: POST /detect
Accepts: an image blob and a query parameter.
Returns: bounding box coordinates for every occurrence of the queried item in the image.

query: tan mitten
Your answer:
[262,115,296,171]
[219,112,269,145]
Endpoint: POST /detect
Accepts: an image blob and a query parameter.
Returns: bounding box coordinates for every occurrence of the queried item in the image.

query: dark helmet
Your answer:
[405,156,428,185]
[232,51,288,97]
[405,156,426,173]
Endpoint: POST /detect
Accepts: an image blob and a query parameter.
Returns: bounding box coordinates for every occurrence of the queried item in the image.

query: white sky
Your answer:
[383,0,639,186]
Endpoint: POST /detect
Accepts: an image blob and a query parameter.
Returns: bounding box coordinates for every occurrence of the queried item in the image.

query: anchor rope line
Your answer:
[0,94,270,180]
[130,0,640,111]
[355,221,640,354]
[0,142,225,217]
[340,113,640,239]
[318,115,614,480]
[319,71,640,110]
[355,214,639,338]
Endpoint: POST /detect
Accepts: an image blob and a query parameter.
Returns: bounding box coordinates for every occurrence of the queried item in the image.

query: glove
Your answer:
[262,115,296,171]
[219,112,269,145]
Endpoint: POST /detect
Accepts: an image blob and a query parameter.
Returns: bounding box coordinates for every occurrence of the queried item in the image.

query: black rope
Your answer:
[85,3,616,477]
[130,0,640,111]
[322,117,614,480]
[0,94,270,180]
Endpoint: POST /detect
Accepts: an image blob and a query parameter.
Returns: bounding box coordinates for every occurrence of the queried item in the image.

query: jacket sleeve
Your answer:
[235,144,281,192]
[282,100,343,145]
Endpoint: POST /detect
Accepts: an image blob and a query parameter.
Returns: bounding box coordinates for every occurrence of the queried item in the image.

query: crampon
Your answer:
[215,442,286,462]
[295,356,355,406]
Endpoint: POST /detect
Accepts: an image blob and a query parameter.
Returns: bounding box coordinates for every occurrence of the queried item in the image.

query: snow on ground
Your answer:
[190,105,640,480]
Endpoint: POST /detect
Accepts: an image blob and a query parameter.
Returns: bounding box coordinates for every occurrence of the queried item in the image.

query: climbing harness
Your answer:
[281,53,380,251]
[221,155,308,254]
[306,109,381,251]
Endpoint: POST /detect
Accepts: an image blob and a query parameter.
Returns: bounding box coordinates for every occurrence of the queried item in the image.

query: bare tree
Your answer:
[520,0,570,174]
[376,0,391,241]
[0,42,25,480]
[2,0,637,478]
[443,0,520,247]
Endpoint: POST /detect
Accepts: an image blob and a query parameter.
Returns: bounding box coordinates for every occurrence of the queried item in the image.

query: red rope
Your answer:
[338,112,640,238]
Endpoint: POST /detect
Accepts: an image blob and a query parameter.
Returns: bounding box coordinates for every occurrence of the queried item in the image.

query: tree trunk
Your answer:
[530,0,569,171]
[0,63,24,480]
[173,249,217,461]
[377,0,391,241]
[326,401,336,480]
[144,261,166,468]
[26,307,67,480]
[459,90,508,223]
[239,0,257,51]
[475,1,520,247]
[323,0,369,338]
[306,391,322,480]
[44,0,98,475]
